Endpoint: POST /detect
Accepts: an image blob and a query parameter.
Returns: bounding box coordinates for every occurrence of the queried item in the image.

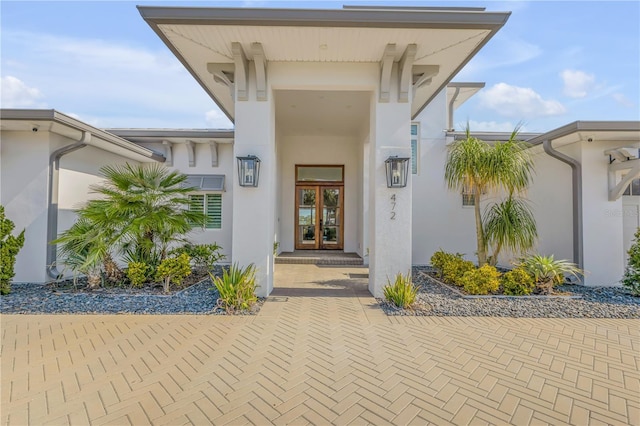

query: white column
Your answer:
[368,67,412,297]
[231,68,276,297]
[582,142,624,286]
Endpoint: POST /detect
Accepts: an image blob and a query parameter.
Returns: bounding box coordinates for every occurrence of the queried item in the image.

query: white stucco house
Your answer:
[1,5,639,297]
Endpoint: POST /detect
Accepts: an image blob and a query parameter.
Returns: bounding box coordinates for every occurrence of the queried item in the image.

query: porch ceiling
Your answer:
[139,6,510,122]
[275,90,370,137]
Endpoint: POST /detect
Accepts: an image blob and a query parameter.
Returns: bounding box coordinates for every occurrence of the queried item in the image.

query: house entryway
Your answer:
[294,165,345,250]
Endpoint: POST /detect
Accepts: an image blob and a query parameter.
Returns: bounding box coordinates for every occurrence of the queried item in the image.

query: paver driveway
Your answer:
[2,264,639,425]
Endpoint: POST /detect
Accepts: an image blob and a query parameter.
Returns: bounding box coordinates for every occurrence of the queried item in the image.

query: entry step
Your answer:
[275,251,363,265]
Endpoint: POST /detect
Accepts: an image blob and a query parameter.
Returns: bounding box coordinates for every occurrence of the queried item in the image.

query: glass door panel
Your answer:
[296,187,319,249]
[321,187,342,249]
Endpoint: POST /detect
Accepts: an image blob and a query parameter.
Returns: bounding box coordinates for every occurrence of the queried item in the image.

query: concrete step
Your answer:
[275,251,364,265]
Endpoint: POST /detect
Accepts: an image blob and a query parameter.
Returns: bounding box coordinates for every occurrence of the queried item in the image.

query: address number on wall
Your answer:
[390,194,396,220]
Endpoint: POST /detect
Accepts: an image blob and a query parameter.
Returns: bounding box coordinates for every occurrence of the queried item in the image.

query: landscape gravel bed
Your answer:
[378,267,640,318]
[1,273,263,315]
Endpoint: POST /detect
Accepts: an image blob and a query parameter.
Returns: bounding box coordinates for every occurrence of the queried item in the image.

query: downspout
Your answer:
[542,139,584,271]
[448,86,461,131]
[46,131,91,279]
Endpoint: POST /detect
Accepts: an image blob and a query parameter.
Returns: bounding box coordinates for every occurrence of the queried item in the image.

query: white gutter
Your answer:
[542,139,583,270]
[46,131,91,279]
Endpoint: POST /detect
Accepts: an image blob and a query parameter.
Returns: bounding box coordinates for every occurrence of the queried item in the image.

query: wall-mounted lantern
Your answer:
[236,155,261,187]
[384,156,410,188]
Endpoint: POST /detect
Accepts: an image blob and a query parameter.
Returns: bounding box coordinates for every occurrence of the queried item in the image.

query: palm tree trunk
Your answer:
[474,187,487,266]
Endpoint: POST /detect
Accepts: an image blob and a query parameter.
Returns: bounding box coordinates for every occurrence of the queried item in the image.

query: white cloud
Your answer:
[560,69,596,98]
[612,93,635,108]
[1,30,215,127]
[0,76,46,108]
[205,109,233,129]
[478,83,566,118]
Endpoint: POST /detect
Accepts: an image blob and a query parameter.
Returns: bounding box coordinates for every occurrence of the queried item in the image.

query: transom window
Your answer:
[296,166,344,183]
[189,194,222,229]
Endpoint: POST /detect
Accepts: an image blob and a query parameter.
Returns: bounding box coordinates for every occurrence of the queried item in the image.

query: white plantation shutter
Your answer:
[188,194,222,229]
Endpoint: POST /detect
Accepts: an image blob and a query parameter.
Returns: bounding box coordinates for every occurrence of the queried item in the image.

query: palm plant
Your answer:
[518,254,583,294]
[80,163,205,266]
[444,125,535,266]
[55,217,108,288]
[484,196,537,266]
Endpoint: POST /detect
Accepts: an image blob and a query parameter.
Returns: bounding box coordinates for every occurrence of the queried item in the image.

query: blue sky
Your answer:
[1,1,638,132]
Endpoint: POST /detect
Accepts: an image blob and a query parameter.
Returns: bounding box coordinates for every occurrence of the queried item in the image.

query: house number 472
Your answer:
[390,194,396,220]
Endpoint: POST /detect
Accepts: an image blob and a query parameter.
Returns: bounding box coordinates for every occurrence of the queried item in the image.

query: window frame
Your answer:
[410,123,419,175]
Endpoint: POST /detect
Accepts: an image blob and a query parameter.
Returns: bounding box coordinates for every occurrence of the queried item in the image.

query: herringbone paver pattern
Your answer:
[2,265,639,425]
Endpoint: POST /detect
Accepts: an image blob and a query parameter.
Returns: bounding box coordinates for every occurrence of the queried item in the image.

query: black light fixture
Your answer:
[384,156,410,188]
[236,155,261,187]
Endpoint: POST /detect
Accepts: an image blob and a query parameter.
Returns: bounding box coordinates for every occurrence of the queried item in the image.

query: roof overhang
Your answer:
[138,6,510,121]
[527,121,640,148]
[106,128,234,145]
[0,109,165,162]
[447,130,541,142]
[446,82,485,112]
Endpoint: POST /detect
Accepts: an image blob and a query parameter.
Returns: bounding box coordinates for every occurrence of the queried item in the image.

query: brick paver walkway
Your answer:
[2,265,639,425]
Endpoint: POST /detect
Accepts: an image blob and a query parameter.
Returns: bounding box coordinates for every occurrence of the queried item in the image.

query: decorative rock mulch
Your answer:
[378,267,640,319]
[1,268,264,315]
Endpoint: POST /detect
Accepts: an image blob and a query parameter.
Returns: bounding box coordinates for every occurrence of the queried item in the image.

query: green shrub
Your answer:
[383,272,418,309]
[211,263,258,312]
[518,254,583,295]
[1,206,25,295]
[622,228,640,296]
[460,265,501,295]
[127,262,150,288]
[171,243,225,273]
[501,268,535,295]
[430,250,474,285]
[155,253,191,293]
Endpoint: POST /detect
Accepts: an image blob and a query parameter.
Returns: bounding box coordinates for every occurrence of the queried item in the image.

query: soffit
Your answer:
[141,6,509,122]
[275,90,370,137]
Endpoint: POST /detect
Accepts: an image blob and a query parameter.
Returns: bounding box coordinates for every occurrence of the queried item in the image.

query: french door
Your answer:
[295,185,344,250]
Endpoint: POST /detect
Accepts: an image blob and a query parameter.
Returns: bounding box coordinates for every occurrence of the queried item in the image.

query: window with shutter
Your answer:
[189,194,222,229]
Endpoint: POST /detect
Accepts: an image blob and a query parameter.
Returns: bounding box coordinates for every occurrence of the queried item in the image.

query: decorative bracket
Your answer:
[185,140,195,167]
[398,44,417,103]
[209,141,218,167]
[412,65,440,96]
[251,43,267,101]
[207,63,235,100]
[162,140,173,167]
[379,44,396,103]
[231,42,248,101]
[608,158,640,201]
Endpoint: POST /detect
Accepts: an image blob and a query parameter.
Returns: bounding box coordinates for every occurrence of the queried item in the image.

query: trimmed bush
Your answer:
[622,228,640,296]
[501,268,535,296]
[127,262,149,288]
[430,250,474,285]
[155,253,191,293]
[171,243,225,273]
[460,265,501,295]
[1,206,25,295]
[211,263,258,312]
[383,272,418,309]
